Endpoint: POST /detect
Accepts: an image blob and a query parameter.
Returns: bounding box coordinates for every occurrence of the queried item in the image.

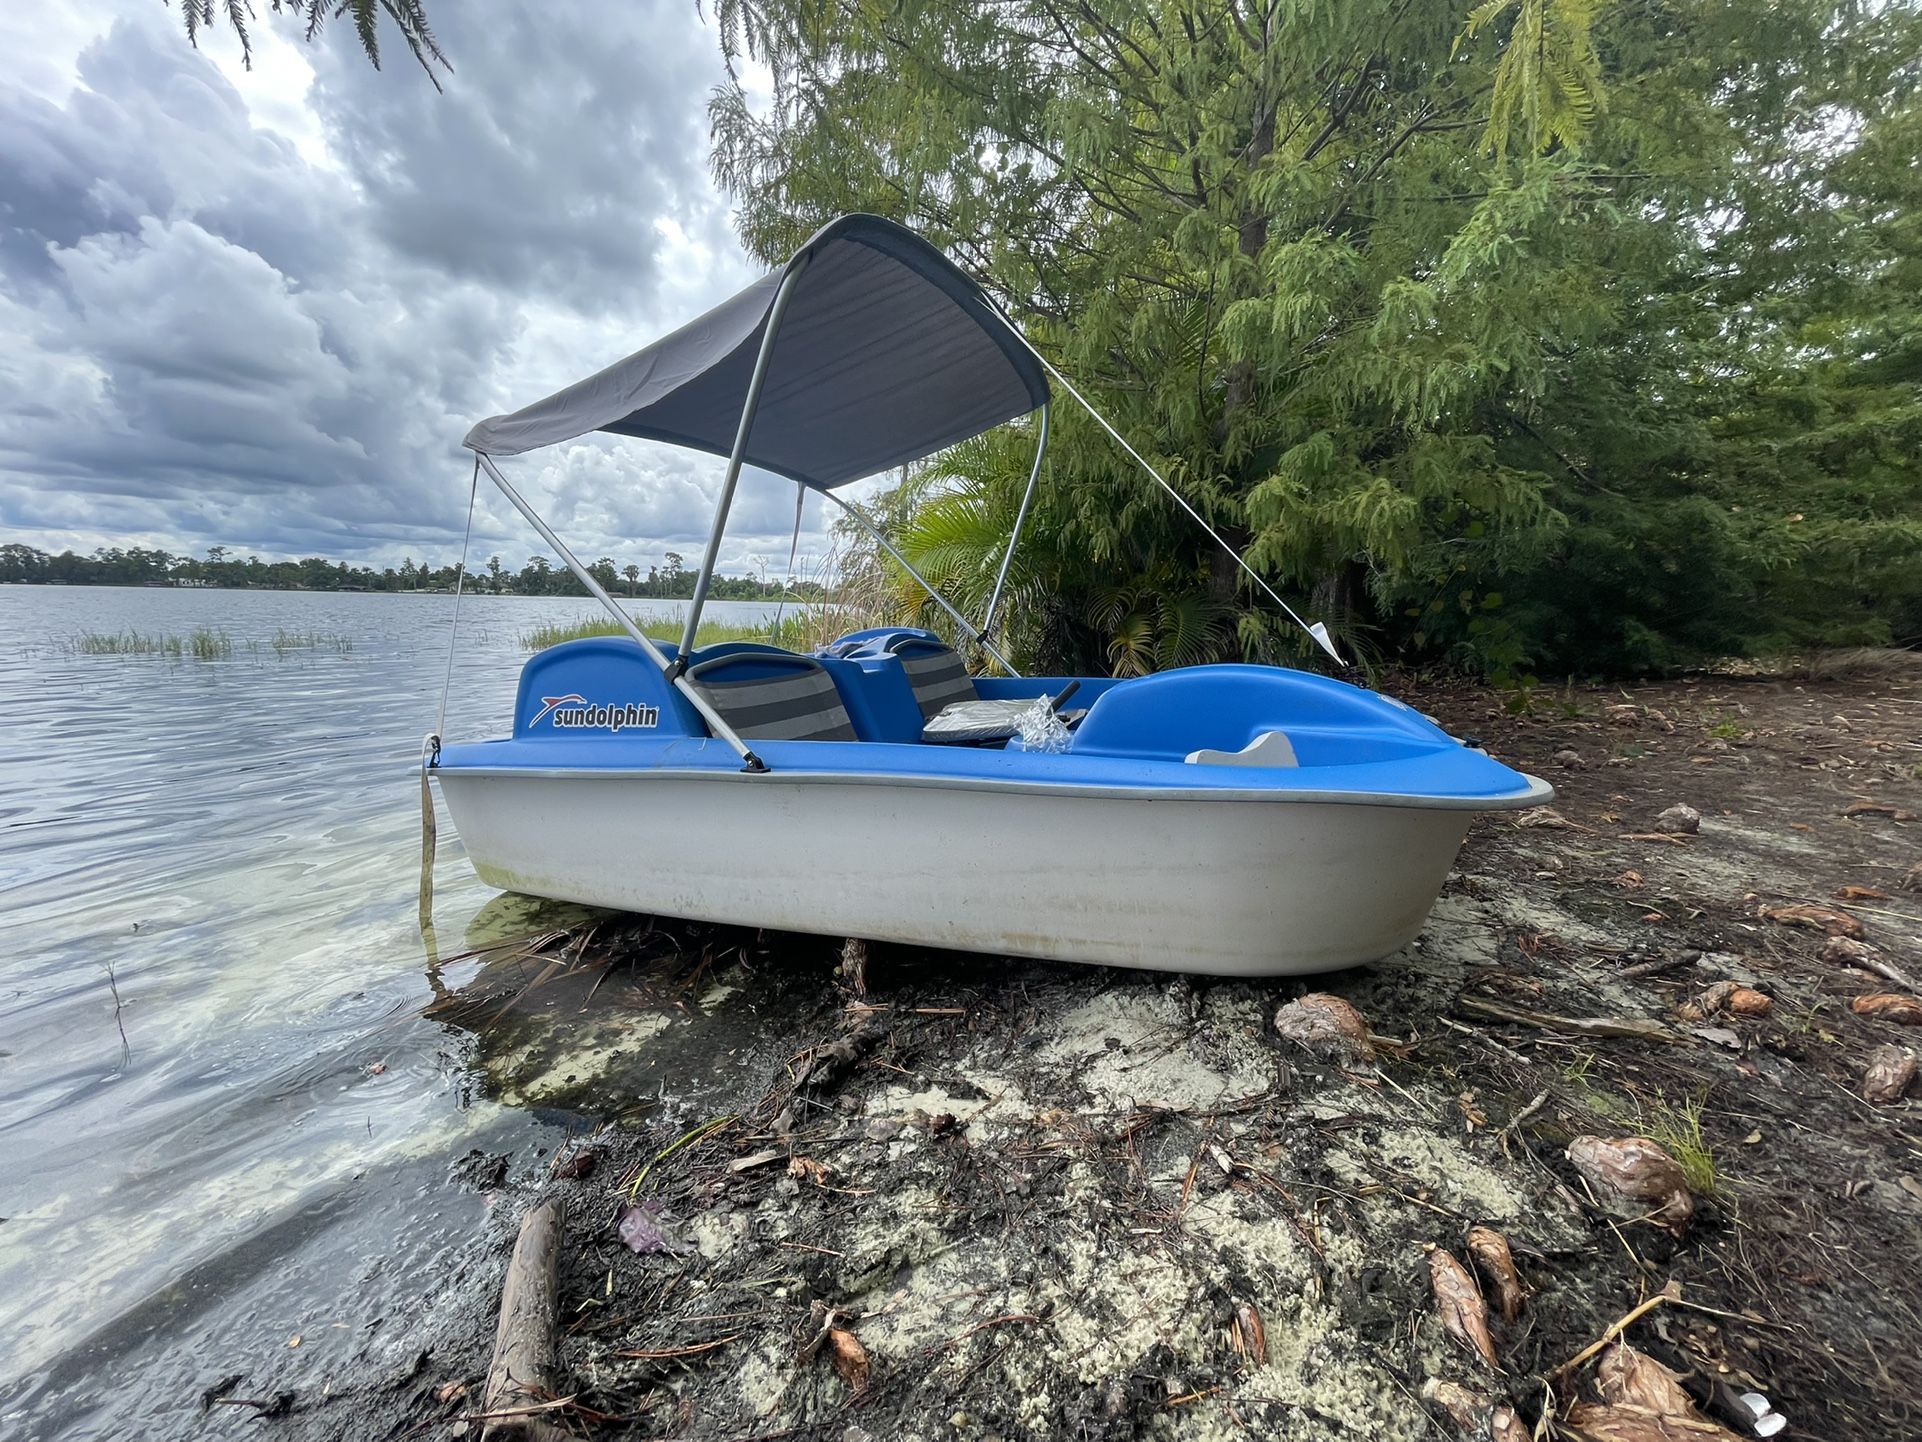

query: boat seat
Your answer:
[819,629,923,660]
[885,635,981,720]
[877,636,1097,745]
[687,652,858,741]
[690,640,802,665]
[878,635,1042,742]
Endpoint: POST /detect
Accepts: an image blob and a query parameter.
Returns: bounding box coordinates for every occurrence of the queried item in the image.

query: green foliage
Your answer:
[172,0,448,86]
[76,631,173,657]
[1643,1092,1719,1195]
[710,0,1922,678]
[1464,0,1607,157]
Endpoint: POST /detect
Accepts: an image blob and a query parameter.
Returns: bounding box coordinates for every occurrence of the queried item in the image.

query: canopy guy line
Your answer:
[986,312,1346,667]
[771,480,807,638]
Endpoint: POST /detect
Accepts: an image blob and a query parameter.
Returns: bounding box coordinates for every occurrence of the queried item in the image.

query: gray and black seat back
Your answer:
[687,652,858,741]
[888,635,978,721]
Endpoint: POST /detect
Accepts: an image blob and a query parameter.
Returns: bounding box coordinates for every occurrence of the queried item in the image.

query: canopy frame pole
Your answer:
[979,402,1047,643]
[822,490,1022,677]
[472,451,768,773]
[677,262,809,667]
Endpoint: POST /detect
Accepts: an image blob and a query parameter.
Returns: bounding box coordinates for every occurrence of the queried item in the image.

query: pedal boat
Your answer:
[429,216,1550,976]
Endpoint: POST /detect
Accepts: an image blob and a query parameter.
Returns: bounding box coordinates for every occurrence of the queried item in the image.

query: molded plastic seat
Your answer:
[687,652,858,741]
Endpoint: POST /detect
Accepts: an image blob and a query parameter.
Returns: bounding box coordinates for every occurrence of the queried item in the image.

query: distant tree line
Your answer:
[0,542,824,601]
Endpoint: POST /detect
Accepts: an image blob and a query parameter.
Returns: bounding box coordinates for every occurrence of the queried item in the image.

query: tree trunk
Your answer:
[1209,100,1275,616]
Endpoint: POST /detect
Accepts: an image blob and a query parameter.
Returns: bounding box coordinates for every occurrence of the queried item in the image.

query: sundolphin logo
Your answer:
[530,694,660,732]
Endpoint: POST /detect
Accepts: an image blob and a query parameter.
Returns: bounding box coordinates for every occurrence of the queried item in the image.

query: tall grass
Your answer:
[520,611,795,651]
[74,628,355,661]
[75,628,234,660]
[520,607,899,654]
[185,627,231,660]
[266,628,353,656]
[1643,1092,1719,1195]
[76,631,167,656]
[521,551,894,655]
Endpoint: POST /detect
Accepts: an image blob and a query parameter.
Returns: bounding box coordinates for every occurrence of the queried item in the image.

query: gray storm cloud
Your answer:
[0,1,845,574]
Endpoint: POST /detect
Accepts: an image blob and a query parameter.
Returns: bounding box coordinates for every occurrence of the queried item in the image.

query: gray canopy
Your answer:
[463,215,1048,489]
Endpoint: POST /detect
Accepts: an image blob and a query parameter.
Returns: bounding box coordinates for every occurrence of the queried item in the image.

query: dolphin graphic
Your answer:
[530,693,586,727]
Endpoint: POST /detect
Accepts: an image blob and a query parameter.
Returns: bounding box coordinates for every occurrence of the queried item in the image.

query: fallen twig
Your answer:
[104,961,131,1068]
[1457,995,1684,1045]
[1552,1281,1681,1381]
[797,1305,844,1363]
[1498,1090,1551,1144]
[627,1115,737,1199]
[1437,1014,1533,1066]
[943,1312,1044,1347]
[614,1333,742,1360]
[1619,954,1694,980]
[401,1395,582,1441]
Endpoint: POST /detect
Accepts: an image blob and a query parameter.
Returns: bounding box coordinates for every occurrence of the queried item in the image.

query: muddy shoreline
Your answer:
[273,661,1920,1440]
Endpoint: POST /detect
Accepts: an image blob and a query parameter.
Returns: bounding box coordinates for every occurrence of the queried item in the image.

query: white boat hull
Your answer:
[435,770,1479,976]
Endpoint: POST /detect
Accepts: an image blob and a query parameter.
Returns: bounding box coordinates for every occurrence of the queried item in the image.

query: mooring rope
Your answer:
[771,481,806,641]
[421,457,481,935]
[435,456,481,739]
[418,731,438,935]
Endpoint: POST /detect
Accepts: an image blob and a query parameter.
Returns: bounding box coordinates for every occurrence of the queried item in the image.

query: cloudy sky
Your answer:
[0,1,850,578]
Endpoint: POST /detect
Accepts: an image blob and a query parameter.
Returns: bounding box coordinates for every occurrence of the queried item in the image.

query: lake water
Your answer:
[0,585,791,1438]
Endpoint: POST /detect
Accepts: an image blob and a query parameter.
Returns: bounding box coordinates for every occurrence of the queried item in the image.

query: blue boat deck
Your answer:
[434,635,1547,807]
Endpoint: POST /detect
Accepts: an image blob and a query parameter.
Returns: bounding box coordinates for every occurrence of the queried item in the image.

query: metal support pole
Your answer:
[822,490,1022,677]
[678,262,809,663]
[472,452,767,772]
[980,402,1047,642]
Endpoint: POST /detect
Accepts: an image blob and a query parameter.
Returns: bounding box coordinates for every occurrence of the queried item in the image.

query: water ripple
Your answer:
[0,585,786,1437]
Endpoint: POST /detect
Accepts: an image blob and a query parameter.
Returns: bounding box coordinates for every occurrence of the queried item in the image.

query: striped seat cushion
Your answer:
[892,642,978,721]
[690,657,857,741]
